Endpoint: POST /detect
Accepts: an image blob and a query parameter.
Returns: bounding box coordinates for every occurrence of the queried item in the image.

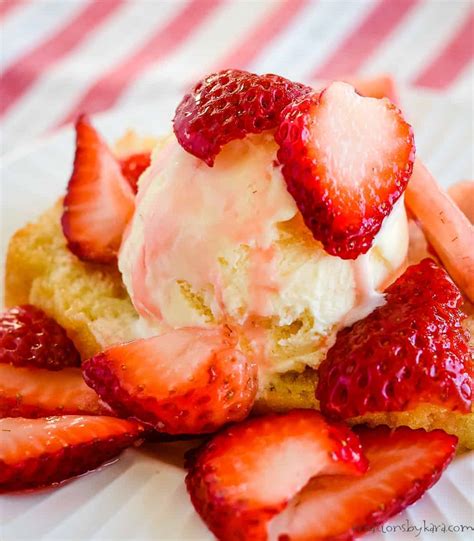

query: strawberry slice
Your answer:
[185,410,368,541]
[82,327,258,434]
[275,82,415,259]
[268,426,457,541]
[317,259,472,419]
[119,151,151,193]
[0,364,110,418]
[0,305,80,370]
[173,69,311,166]
[61,115,135,264]
[0,416,143,491]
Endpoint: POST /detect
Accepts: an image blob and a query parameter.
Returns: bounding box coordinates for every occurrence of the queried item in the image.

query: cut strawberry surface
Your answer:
[0,416,143,491]
[268,426,457,541]
[276,82,415,259]
[0,364,110,418]
[173,69,311,166]
[185,410,367,541]
[119,151,151,193]
[0,305,80,370]
[61,115,135,264]
[317,259,472,419]
[83,327,258,434]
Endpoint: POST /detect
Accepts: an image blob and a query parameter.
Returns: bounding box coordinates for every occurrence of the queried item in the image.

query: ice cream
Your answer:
[119,132,409,377]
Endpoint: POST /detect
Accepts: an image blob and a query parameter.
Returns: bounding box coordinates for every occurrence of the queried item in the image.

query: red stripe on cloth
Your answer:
[0,0,124,117]
[59,0,223,126]
[413,10,474,89]
[0,0,28,19]
[214,0,311,71]
[311,0,419,80]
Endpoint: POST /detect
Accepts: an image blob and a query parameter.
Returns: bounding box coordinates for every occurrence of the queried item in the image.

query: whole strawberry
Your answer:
[275,81,415,259]
[0,305,81,370]
[317,259,472,419]
[173,69,311,166]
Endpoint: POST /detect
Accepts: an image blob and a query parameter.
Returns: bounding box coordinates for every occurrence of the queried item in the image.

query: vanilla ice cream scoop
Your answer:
[119,133,409,376]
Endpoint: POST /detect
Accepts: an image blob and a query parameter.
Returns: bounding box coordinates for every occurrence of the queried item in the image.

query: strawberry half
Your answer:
[0,305,80,370]
[82,327,258,434]
[173,69,311,166]
[61,115,135,264]
[185,410,367,541]
[0,364,110,418]
[276,82,415,259]
[268,426,457,541]
[0,416,143,491]
[317,259,472,419]
[119,151,151,193]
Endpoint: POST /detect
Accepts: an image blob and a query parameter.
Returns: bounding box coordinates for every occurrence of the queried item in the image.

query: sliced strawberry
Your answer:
[61,114,135,264]
[406,161,474,302]
[119,151,151,193]
[185,410,367,541]
[276,81,415,259]
[317,259,472,419]
[0,305,80,370]
[82,327,258,434]
[0,416,143,491]
[268,426,457,541]
[0,364,111,418]
[173,69,311,166]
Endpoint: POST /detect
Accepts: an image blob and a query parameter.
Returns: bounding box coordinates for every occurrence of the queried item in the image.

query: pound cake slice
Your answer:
[5,200,474,449]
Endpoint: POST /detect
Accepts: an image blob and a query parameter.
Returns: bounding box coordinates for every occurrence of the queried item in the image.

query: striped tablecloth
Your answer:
[1,0,473,156]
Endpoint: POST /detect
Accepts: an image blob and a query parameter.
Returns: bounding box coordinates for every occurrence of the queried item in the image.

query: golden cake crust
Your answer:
[5,202,473,450]
[5,201,137,359]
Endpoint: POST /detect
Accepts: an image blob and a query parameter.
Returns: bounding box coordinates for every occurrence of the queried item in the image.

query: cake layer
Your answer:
[5,202,473,449]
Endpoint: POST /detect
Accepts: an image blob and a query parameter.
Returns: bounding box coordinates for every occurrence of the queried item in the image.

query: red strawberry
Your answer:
[275,81,415,259]
[185,410,367,541]
[119,151,151,193]
[173,69,311,166]
[317,259,472,419]
[0,363,111,418]
[0,305,80,370]
[82,327,258,434]
[62,115,135,264]
[268,426,457,541]
[0,415,143,491]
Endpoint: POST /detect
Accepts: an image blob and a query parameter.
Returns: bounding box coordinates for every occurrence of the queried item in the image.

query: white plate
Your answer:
[1,89,473,541]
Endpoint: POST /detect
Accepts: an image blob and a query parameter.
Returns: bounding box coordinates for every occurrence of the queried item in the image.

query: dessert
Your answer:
[1,69,473,539]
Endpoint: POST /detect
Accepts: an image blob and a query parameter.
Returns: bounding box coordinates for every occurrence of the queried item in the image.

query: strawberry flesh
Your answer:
[119,151,151,193]
[61,115,135,264]
[0,416,143,491]
[0,364,111,418]
[173,69,311,166]
[268,426,457,541]
[317,259,472,419]
[0,305,80,370]
[276,82,415,259]
[185,410,367,541]
[82,327,258,434]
